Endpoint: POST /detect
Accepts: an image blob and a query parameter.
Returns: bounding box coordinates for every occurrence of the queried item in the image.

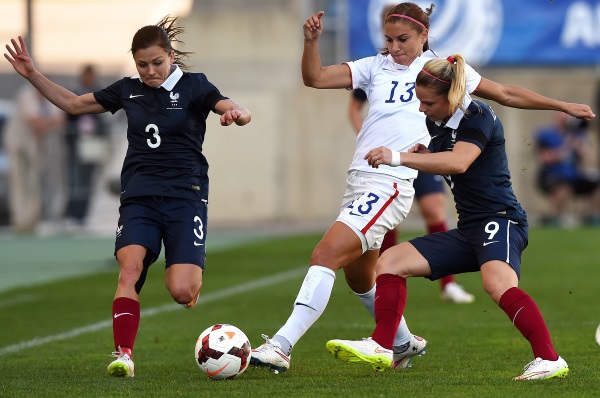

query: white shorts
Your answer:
[337,170,415,253]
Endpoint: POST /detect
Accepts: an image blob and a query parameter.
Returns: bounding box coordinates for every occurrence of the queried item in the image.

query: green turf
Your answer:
[0,228,598,397]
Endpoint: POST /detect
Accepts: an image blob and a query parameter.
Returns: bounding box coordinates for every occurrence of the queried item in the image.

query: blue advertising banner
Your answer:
[348,0,600,66]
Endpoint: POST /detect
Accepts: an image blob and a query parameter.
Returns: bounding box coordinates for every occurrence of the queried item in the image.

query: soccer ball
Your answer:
[195,324,251,380]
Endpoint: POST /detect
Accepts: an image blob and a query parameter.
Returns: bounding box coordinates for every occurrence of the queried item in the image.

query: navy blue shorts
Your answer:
[414,171,446,199]
[409,217,528,280]
[115,196,208,269]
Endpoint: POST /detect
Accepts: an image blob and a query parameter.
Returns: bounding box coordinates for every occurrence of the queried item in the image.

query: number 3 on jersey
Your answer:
[348,193,380,216]
[146,123,161,148]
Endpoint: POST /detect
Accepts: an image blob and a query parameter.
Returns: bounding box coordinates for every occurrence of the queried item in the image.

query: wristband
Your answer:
[390,151,401,167]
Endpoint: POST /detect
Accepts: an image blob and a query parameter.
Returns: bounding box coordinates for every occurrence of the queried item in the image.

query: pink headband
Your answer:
[421,69,450,84]
[386,13,428,32]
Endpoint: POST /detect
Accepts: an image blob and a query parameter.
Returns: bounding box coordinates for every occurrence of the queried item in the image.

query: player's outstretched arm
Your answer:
[4,36,105,115]
[301,11,352,89]
[4,36,35,79]
[475,77,595,121]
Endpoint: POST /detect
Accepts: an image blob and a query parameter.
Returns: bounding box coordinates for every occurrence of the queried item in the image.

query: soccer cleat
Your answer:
[107,346,135,377]
[250,334,291,374]
[513,356,569,380]
[441,282,475,304]
[325,337,392,372]
[392,334,427,368]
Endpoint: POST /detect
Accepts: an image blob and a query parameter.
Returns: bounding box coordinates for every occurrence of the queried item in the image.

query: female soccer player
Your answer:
[349,88,475,304]
[251,2,594,374]
[326,54,570,380]
[4,16,251,378]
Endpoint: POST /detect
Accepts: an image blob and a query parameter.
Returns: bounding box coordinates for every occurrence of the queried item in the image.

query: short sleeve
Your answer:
[190,73,228,112]
[93,79,124,114]
[457,126,488,152]
[464,63,482,94]
[345,56,378,91]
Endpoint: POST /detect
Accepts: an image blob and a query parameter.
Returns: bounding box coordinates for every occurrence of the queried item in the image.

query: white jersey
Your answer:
[346,50,482,179]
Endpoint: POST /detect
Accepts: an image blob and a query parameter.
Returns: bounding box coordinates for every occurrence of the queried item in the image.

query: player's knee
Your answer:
[310,245,337,268]
[117,261,143,287]
[168,284,198,305]
[483,281,514,304]
[376,249,400,275]
[170,289,194,305]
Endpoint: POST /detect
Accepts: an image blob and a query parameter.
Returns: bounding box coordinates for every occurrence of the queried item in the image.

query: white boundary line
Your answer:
[0,267,306,357]
[0,294,39,309]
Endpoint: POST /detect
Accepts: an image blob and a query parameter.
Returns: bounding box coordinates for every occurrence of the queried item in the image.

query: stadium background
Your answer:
[0,0,598,234]
[0,2,599,394]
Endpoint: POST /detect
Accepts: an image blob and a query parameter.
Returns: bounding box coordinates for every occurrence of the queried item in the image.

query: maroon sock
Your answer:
[426,220,447,235]
[499,287,558,361]
[112,297,140,355]
[379,229,398,256]
[439,275,456,289]
[372,274,407,349]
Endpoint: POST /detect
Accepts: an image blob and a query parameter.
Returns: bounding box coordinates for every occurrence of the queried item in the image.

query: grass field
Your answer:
[0,227,599,397]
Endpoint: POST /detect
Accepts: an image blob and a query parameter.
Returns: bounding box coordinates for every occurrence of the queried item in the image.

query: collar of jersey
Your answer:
[130,65,183,91]
[385,55,408,71]
[385,49,437,72]
[434,93,473,129]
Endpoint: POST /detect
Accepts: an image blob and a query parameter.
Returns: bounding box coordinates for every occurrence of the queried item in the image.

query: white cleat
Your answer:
[107,347,135,377]
[250,334,291,374]
[441,282,475,304]
[392,334,427,369]
[326,337,393,372]
[513,356,569,380]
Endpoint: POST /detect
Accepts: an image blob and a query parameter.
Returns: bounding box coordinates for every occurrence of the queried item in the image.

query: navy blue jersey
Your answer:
[94,66,227,201]
[426,100,527,229]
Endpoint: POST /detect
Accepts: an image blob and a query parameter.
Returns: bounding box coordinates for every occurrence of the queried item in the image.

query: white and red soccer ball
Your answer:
[195,324,251,380]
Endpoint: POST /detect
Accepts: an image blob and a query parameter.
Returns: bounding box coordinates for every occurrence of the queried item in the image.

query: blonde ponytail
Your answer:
[416,54,468,115]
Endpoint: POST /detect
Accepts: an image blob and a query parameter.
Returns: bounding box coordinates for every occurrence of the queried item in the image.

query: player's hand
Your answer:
[563,103,596,121]
[409,143,430,154]
[303,11,325,41]
[364,146,393,168]
[4,36,36,79]
[220,107,251,126]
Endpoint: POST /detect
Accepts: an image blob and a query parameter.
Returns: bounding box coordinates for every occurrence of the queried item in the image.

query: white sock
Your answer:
[354,285,411,346]
[273,265,336,355]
